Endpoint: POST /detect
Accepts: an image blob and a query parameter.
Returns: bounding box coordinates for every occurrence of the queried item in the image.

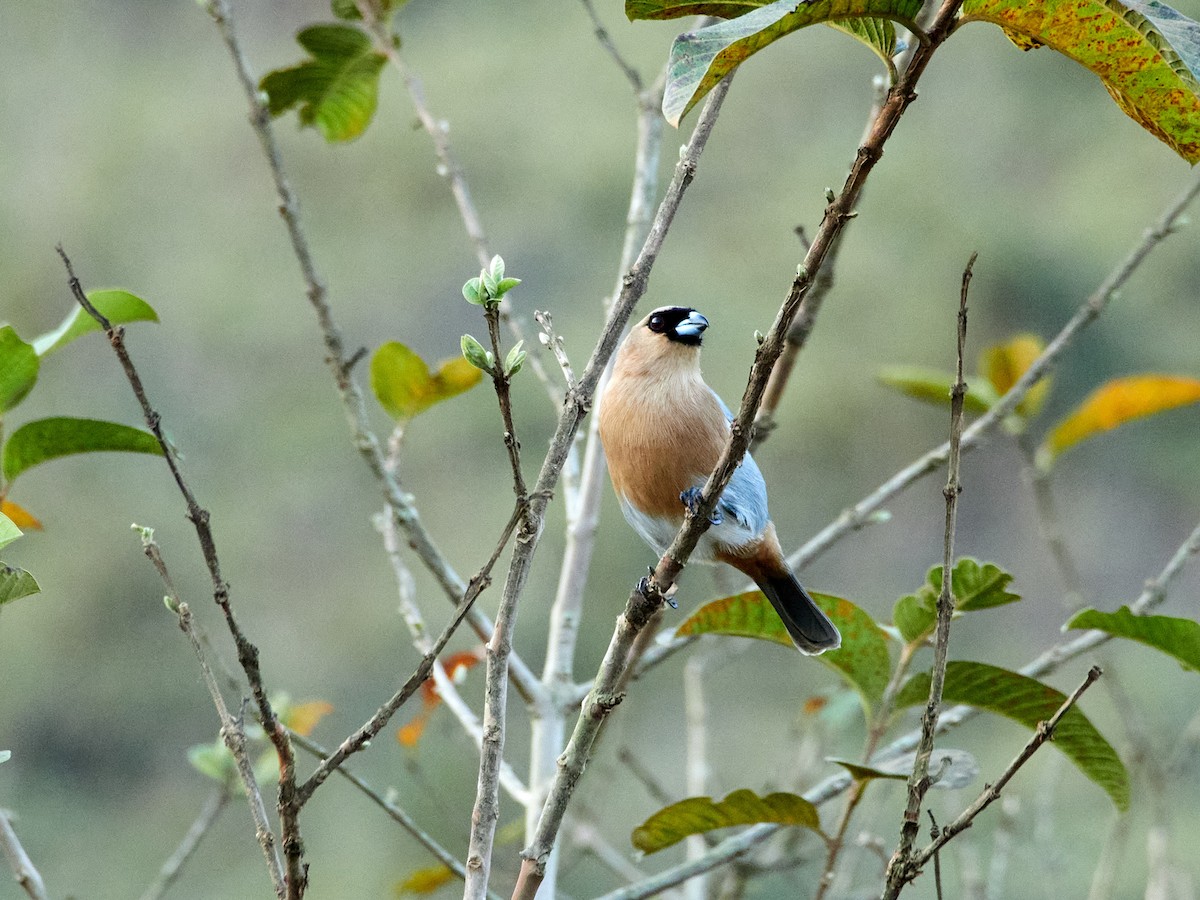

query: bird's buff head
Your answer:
[641,306,709,347]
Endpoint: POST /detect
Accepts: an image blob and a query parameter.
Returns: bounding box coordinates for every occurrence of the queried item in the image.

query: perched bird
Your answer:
[597,305,841,655]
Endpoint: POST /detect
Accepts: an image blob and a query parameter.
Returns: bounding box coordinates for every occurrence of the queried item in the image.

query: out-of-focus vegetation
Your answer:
[2,0,1200,897]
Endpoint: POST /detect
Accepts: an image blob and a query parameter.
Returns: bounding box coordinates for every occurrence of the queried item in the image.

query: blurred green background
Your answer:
[2,0,1199,897]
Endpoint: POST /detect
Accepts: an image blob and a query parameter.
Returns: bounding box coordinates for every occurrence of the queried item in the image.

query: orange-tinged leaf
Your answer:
[960,0,1200,163]
[1040,374,1200,463]
[0,500,42,531]
[395,864,454,894]
[397,710,431,748]
[632,789,822,854]
[371,342,483,421]
[980,334,1050,417]
[283,700,334,736]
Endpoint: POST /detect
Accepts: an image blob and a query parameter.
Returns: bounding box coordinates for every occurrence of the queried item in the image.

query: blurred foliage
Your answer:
[2,0,1200,897]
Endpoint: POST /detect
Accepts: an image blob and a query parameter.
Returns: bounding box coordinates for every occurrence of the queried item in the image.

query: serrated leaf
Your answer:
[1,500,42,532]
[895,661,1129,810]
[960,0,1200,162]
[980,333,1050,418]
[2,417,163,484]
[677,590,891,716]
[632,789,821,854]
[893,589,937,643]
[930,558,1021,612]
[1068,606,1200,673]
[829,748,979,789]
[395,864,454,894]
[32,290,159,357]
[1040,375,1200,464]
[645,0,924,125]
[0,565,40,605]
[260,25,387,142]
[371,342,484,421]
[0,326,38,414]
[877,366,997,414]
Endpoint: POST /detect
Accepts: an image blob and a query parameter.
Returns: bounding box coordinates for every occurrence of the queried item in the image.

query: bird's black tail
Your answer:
[758,570,841,655]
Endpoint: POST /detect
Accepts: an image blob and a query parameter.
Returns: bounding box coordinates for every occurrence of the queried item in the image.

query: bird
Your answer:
[597,305,841,655]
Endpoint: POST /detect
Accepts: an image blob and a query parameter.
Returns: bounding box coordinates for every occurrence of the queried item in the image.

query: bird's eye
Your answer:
[648,314,665,332]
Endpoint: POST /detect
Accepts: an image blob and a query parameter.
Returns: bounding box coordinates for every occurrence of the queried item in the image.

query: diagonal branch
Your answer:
[60,247,295,896]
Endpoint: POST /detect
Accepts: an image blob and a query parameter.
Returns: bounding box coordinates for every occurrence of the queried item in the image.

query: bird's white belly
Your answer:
[618,496,761,562]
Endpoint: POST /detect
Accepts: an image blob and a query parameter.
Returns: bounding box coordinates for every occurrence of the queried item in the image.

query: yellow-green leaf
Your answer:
[371,341,484,421]
[677,591,891,717]
[1040,374,1200,464]
[631,789,821,854]
[980,333,1050,417]
[32,290,159,357]
[877,366,997,414]
[960,0,1200,163]
[395,865,454,895]
[2,417,164,483]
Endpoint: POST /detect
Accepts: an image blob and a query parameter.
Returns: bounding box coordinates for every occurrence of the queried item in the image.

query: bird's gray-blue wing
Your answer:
[708,388,770,537]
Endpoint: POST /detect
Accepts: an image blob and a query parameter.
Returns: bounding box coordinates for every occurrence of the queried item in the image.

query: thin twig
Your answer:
[296,502,524,806]
[288,731,506,900]
[60,247,294,897]
[138,787,232,900]
[579,0,643,92]
[0,811,48,900]
[928,812,943,900]
[199,0,545,709]
[881,252,975,899]
[911,667,1104,870]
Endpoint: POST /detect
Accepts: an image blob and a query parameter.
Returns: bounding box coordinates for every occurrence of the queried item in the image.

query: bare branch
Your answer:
[579,0,643,92]
[0,811,48,900]
[138,788,231,900]
[882,251,976,899]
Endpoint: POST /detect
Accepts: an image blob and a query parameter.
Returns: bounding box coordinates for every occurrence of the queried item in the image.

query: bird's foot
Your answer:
[680,487,723,525]
[639,569,678,609]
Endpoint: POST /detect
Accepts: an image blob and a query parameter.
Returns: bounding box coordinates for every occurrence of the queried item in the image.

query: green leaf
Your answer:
[188,741,237,785]
[632,789,821,854]
[32,290,159,357]
[893,559,1019,643]
[877,366,998,414]
[2,417,163,483]
[1067,605,1200,673]
[370,341,485,421]
[677,591,891,717]
[931,558,1021,612]
[260,25,387,142]
[0,512,23,551]
[643,0,924,125]
[829,747,979,789]
[0,564,41,606]
[827,18,898,73]
[895,661,1130,811]
[960,0,1200,163]
[0,326,39,414]
[459,335,494,374]
[462,277,484,305]
[893,589,937,643]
